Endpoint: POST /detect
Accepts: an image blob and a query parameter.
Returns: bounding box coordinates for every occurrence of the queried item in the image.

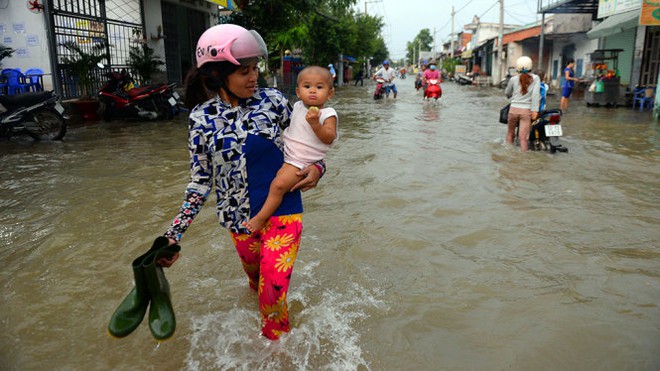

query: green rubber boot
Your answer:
[107,237,171,338]
[143,242,181,341]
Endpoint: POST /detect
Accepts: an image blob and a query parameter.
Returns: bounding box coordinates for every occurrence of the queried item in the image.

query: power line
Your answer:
[455,0,476,14]
[479,0,500,19]
[437,18,451,35]
[504,8,537,25]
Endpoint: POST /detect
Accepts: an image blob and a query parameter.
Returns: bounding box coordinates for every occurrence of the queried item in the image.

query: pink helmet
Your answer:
[195,24,268,68]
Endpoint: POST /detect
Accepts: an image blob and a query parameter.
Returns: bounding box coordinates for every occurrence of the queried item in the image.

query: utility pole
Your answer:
[365,0,379,15]
[450,6,455,59]
[539,12,545,71]
[496,0,504,85]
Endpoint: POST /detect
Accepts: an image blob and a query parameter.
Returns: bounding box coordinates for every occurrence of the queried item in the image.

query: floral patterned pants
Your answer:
[230,213,302,340]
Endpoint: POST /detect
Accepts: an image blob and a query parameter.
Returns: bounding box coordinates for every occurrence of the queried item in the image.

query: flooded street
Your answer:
[1,80,659,370]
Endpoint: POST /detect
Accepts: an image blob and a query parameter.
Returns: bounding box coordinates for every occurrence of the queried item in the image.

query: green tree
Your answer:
[222,0,387,69]
[406,29,433,64]
[353,13,387,64]
[371,37,388,65]
[442,57,461,75]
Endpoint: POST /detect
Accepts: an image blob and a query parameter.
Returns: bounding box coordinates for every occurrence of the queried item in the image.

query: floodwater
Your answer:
[1,79,659,370]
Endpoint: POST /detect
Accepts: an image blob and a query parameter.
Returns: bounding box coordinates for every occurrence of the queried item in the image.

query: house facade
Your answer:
[0,0,220,99]
[542,13,597,88]
[540,0,658,93]
[452,0,656,98]
[467,18,519,78]
[499,13,596,89]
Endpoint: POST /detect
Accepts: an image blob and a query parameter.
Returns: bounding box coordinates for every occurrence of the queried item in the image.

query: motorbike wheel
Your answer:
[499,79,508,89]
[157,97,174,120]
[25,108,66,141]
[100,98,115,121]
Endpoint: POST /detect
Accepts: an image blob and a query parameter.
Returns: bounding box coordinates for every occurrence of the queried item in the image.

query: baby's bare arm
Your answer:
[306,110,336,144]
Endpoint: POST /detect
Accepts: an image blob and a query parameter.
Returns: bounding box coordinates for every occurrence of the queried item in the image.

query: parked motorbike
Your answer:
[455,74,473,86]
[511,109,568,153]
[531,109,568,152]
[424,79,442,101]
[98,70,182,121]
[373,77,386,100]
[0,91,67,141]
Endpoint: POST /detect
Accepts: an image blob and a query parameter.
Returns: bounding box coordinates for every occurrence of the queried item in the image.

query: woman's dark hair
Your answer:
[183,61,241,109]
[520,72,532,95]
[567,59,575,65]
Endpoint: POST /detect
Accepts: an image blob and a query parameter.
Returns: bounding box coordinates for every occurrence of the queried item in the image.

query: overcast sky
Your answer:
[358,0,542,60]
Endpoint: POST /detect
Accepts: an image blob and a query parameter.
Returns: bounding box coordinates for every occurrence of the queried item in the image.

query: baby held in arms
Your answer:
[244,65,338,233]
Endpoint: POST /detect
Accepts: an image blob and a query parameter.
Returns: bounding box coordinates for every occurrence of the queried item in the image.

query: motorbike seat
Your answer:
[128,85,165,98]
[539,109,562,116]
[0,91,53,109]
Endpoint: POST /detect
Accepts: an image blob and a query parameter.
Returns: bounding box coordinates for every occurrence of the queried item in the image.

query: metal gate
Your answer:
[46,0,144,99]
[640,27,660,87]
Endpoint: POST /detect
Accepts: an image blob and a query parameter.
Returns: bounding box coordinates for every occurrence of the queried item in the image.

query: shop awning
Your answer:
[207,0,236,10]
[587,10,640,39]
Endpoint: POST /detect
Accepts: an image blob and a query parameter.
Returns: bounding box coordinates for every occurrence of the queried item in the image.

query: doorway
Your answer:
[162,2,208,85]
[640,27,660,87]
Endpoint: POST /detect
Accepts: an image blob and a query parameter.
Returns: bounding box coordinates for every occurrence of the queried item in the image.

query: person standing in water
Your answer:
[158,24,325,340]
[244,66,338,233]
[504,56,541,152]
[561,59,580,111]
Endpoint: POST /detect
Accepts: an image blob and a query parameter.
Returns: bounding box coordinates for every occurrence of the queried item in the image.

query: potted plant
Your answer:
[0,44,14,94]
[0,44,15,67]
[60,41,109,120]
[127,43,165,86]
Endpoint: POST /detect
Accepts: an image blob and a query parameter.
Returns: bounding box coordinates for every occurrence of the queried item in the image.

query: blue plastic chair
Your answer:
[1,68,30,95]
[0,70,7,95]
[632,86,655,111]
[24,68,44,92]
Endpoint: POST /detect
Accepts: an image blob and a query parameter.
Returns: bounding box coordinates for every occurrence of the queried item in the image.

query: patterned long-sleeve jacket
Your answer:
[165,88,302,240]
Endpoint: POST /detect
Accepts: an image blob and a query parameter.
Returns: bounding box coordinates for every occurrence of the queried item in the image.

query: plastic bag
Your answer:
[595,79,605,93]
[588,81,596,92]
[499,103,510,124]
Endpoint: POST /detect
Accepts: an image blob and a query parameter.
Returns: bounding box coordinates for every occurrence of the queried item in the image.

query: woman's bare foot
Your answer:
[243,217,266,234]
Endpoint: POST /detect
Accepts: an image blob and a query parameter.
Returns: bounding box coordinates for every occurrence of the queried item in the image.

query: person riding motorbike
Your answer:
[421,60,441,98]
[415,61,427,91]
[421,60,441,86]
[372,72,386,100]
[372,60,397,98]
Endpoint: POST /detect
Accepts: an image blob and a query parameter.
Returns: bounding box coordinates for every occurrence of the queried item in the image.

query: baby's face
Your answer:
[296,72,334,108]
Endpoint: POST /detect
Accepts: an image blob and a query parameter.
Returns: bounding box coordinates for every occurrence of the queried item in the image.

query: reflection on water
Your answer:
[1,81,659,370]
[416,102,442,122]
